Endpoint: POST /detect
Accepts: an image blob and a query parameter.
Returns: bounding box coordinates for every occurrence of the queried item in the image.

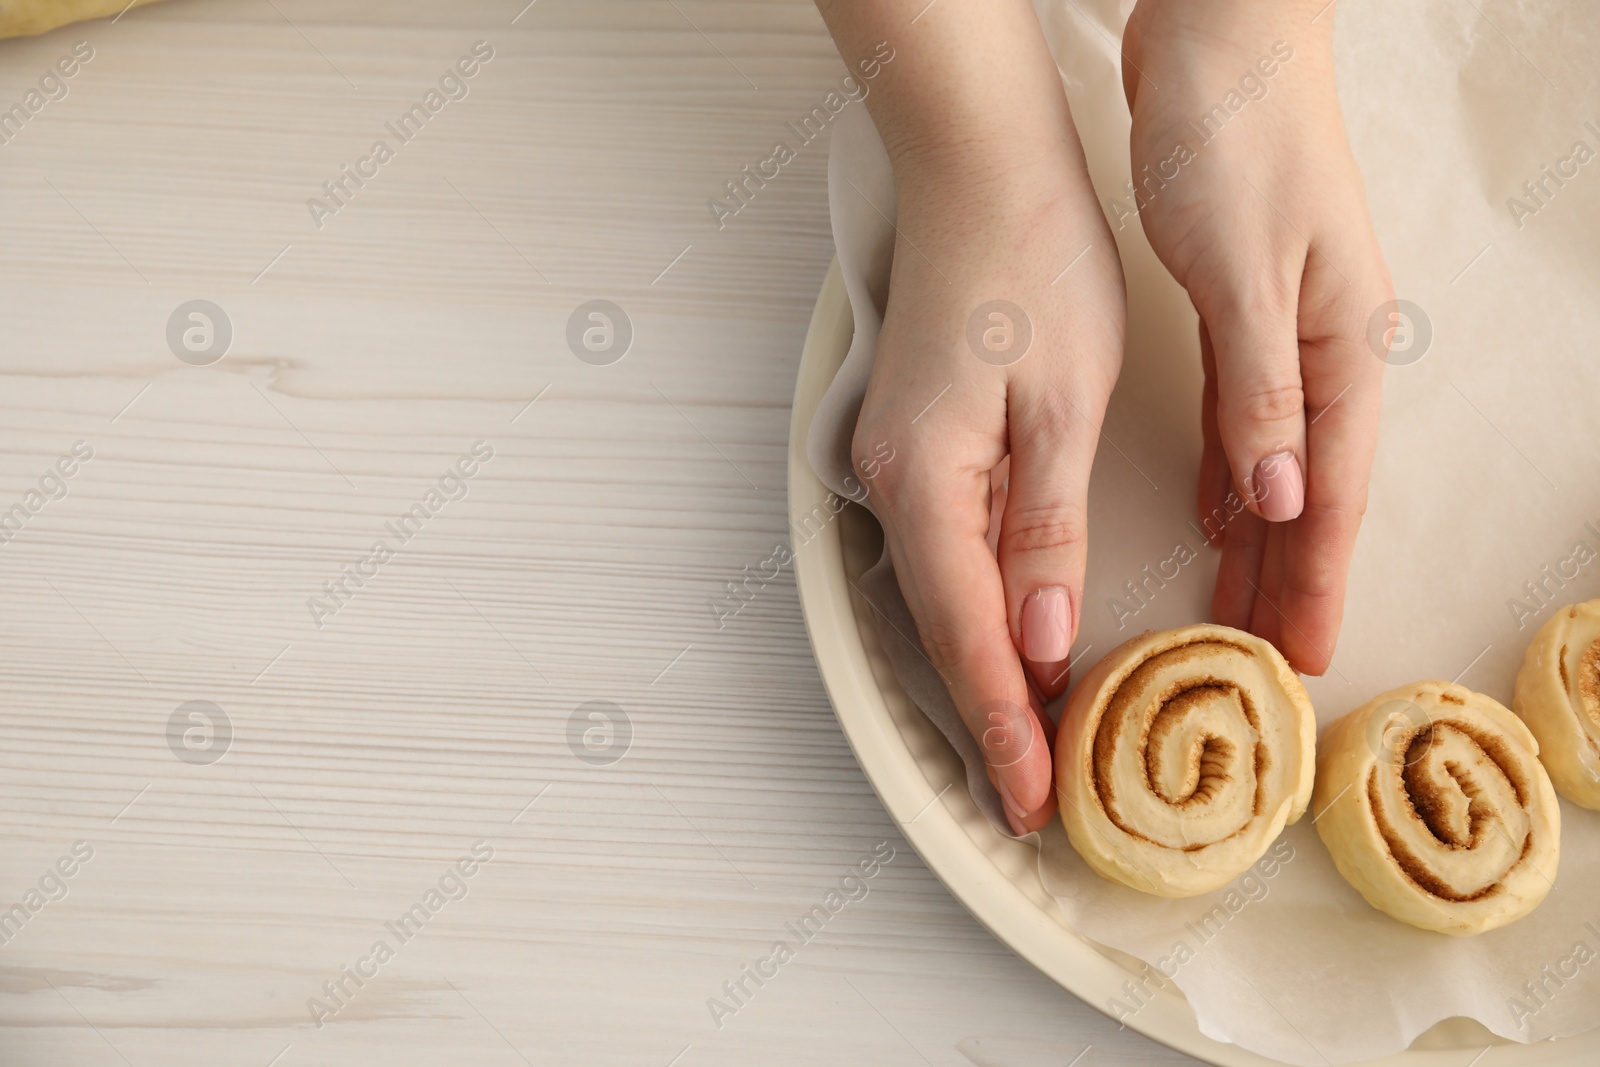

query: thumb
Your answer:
[998,383,1099,700]
[1200,284,1307,523]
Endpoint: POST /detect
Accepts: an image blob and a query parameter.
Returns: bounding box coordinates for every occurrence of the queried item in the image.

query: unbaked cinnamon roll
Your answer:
[1314,681,1560,935]
[1055,624,1316,897]
[1514,600,1600,809]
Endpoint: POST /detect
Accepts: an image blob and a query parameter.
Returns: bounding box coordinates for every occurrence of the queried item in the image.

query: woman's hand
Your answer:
[817,0,1125,834]
[858,168,1124,835]
[1123,0,1393,675]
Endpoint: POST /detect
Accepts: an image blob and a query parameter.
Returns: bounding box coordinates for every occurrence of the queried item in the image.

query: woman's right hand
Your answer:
[1122,0,1392,675]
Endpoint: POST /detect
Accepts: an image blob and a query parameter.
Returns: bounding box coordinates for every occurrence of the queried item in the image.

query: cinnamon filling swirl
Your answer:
[1314,682,1559,935]
[1057,626,1315,898]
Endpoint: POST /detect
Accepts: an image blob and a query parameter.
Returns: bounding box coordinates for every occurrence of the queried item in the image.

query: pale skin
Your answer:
[815,0,1393,834]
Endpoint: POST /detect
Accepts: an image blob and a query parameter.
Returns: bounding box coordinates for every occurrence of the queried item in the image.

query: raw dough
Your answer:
[0,0,162,39]
[1513,600,1600,810]
[1055,624,1315,897]
[1313,680,1560,936]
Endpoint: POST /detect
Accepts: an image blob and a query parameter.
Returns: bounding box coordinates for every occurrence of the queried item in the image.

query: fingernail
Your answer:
[1252,451,1305,522]
[996,773,1029,825]
[1022,586,1073,662]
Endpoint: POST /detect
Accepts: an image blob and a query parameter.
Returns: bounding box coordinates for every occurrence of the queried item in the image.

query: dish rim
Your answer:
[786,256,1592,1067]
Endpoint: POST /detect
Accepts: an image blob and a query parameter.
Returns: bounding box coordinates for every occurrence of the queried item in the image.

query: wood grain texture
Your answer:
[0,1,1202,1063]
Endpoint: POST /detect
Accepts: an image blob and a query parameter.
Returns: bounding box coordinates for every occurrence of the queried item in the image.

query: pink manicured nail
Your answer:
[1253,451,1305,522]
[1022,586,1073,662]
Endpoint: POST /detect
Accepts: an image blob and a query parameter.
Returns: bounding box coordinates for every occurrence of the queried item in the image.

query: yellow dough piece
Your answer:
[0,0,163,39]
[1514,600,1600,809]
[1055,624,1316,898]
[1313,681,1560,936]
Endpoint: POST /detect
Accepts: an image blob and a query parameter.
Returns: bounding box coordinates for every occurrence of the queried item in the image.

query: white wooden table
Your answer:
[0,2,1202,1063]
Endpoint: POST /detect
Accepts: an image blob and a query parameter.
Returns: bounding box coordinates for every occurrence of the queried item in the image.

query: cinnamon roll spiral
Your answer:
[1314,682,1560,935]
[1514,600,1600,809]
[1056,625,1316,897]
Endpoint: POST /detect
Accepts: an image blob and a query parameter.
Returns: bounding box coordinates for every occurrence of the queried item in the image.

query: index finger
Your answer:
[873,454,1056,834]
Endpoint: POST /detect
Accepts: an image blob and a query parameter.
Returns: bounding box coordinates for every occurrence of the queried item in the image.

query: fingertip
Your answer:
[995,771,1031,835]
[1024,655,1072,702]
[1020,787,1057,833]
[996,761,1057,835]
[1294,654,1331,677]
[1278,595,1340,678]
[991,707,1054,827]
[1281,627,1332,676]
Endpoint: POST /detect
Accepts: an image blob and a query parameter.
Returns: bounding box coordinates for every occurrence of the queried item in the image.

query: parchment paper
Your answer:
[806,0,1600,1062]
